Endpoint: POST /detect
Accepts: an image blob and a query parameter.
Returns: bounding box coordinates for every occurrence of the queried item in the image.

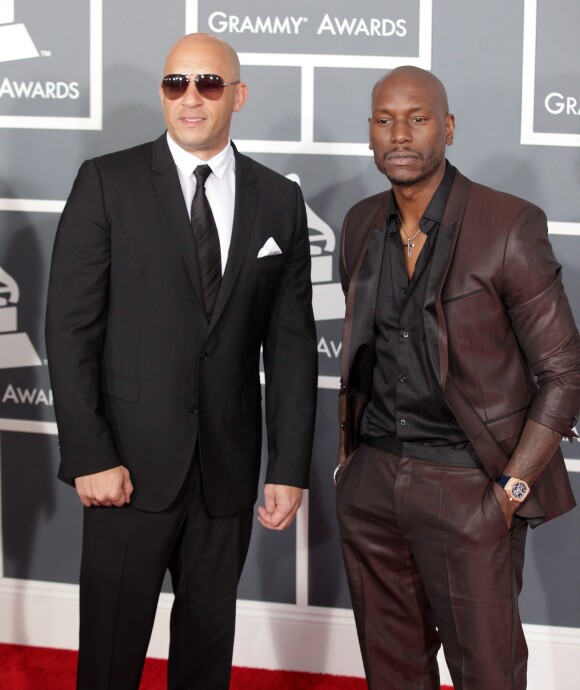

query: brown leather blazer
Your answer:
[338,168,580,525]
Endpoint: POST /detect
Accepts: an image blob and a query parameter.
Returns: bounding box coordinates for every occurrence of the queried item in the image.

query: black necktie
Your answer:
[191,164,222,319]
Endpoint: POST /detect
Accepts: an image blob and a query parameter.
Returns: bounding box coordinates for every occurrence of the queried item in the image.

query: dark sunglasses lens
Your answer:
[195,74,225,100]
[161,74,227,100]
[162,75,188,99]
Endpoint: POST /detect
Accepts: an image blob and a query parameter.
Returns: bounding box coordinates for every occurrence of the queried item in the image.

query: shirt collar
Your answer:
[165,133,235,180]
[386,161,456,233]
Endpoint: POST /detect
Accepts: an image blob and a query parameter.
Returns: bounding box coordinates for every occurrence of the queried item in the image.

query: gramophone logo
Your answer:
[286,174,344,322]
[0,0,39,63]
[0,265,42,368]
[0,0,102,130]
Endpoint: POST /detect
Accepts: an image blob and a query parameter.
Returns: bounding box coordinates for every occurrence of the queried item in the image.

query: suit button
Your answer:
[200,352,208,360]
[189,404,198,414]
[399,419,407,426]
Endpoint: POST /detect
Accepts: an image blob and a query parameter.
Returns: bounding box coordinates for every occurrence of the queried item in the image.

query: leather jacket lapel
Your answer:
[346,225,385,377]
[424,171,472,388]
[342,201,388,386]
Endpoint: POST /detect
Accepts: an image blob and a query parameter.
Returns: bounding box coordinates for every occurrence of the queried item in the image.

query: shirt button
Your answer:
[400,419,407,426]
[189,404,198,414]
[400,288,407,296]
[200,352,208,360]
[399,375,407,383]
[402,331,410,338]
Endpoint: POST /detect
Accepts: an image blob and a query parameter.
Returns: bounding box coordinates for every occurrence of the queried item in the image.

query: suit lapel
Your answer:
[206,148,258,333]
[151,134,204,311]
[342,200,388,383]
[424,170,472,387]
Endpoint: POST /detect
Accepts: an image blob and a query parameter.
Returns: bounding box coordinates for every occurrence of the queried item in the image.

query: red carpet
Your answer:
[0,643,454,688]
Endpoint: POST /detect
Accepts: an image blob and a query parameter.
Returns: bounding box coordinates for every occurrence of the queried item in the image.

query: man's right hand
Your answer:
[75,466,133,507]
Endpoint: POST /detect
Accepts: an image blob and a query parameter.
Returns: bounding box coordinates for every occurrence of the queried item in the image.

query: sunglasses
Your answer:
[161,73,241,100]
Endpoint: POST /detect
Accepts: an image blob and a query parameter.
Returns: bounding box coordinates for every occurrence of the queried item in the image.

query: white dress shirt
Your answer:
[166,133,236,274]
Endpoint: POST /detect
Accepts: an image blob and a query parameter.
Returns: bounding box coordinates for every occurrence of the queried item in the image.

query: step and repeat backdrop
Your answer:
[1,0,579,676]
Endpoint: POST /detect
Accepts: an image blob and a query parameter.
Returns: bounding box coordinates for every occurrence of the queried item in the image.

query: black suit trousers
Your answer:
[77,458,253,690]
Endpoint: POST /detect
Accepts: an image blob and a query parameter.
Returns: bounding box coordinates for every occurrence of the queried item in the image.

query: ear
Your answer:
[158,84,165,107]
[445,113,455,146]
[232,82,248,113]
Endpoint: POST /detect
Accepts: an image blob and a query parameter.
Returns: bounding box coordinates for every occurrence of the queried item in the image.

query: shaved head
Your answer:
[368,65,455,190]
[163,33,241,82]
[160,32,247,159]
[372,66,450,116]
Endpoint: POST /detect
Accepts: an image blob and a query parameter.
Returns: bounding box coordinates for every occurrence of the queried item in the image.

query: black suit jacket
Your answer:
[46,134,317,515]
[338,168,580,525]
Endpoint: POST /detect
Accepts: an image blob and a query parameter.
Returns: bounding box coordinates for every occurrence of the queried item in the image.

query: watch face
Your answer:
[511,481,528,500]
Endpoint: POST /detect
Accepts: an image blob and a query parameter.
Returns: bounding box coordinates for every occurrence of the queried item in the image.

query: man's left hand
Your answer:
[492,481,519,528]
[258,484,303,531]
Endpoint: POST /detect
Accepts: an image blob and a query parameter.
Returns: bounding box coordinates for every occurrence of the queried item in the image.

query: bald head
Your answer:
[368,66,455,189]
[163,33,241,82]
[160,32,247,160]
[372,66,450,116]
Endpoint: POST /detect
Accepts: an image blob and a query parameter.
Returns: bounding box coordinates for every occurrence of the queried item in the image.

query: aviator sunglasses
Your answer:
[161,73,240,100]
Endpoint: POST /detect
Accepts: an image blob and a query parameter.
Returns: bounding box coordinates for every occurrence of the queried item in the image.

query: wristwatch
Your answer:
[496,475,530,503]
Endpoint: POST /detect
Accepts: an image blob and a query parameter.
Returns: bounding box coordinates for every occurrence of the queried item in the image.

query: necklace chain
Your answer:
[398,213,422,258]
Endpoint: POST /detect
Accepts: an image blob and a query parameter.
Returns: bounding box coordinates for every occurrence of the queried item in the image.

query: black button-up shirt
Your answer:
[361,163,469,446]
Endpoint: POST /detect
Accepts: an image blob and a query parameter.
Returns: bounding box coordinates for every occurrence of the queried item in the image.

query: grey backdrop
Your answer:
[1,0,579,639]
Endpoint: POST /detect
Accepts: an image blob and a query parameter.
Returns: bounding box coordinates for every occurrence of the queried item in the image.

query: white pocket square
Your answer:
[257,237,282,258]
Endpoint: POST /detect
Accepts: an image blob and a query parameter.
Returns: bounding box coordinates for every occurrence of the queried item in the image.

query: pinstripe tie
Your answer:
[191,164,221,319]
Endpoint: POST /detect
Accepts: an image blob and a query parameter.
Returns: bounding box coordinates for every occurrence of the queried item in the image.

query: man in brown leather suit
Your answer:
[335,66,580,690]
